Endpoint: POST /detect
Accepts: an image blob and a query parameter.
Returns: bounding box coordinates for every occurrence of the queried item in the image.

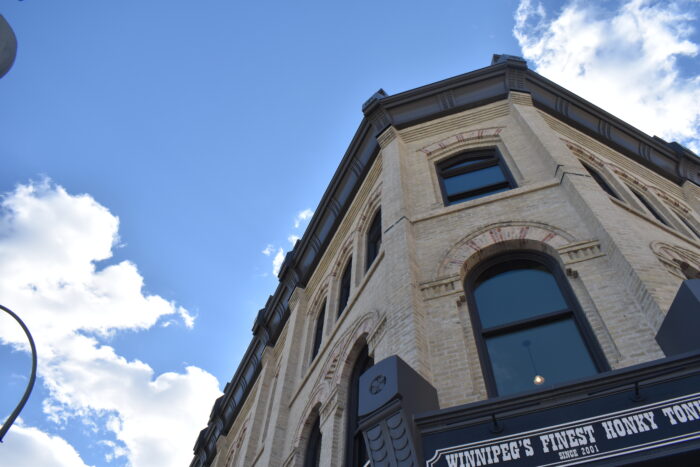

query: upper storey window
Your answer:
[581,162,621,201]
[437,148,515,206]
[466,252,608,397]
[310,300,326,362]
[366,209,382,271]
[338,258,352,316]
[632,190,671,227]
[304,416,322,467]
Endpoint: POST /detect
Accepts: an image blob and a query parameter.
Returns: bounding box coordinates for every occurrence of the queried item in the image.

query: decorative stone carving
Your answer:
[419,276,460,300]
[419,127,504,158]
[557,240,605,265]
[377,128,397,148]
[651,242,700,279]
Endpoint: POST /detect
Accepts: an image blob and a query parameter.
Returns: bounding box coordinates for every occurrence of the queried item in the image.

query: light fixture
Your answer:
[523,340,545,387]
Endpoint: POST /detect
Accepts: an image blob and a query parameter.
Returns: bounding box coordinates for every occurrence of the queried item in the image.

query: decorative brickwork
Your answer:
[436,221,575,280]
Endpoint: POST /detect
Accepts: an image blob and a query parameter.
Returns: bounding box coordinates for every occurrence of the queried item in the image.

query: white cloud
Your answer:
[293,208,314,228]
[0,180,221,466]
[177,306,196,329]
[272,248,285,276]
[514,0,700,152]
[1,422,92,467]
[262,208,314,278]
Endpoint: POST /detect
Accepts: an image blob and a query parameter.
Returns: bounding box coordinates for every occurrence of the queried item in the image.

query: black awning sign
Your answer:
[425,392,700,466]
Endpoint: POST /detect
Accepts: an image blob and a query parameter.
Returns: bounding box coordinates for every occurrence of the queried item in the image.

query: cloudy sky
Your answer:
[0,1,698,466]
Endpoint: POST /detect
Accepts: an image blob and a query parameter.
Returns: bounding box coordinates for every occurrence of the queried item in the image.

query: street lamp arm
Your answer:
[0,304,37,443]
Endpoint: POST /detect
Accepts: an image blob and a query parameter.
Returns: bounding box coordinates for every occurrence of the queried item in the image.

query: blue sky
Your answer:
[0,1,698,466]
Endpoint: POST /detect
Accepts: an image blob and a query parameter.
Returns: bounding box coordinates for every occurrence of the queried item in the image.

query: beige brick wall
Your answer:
[212,93,700,466]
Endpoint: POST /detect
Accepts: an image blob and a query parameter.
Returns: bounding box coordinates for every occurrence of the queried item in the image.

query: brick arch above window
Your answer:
[307,281,330,317]
[355,186,382,235]
[300,310,383,408]
[436,221,577,280]
[329,238,354,278]
[418,127,504,159]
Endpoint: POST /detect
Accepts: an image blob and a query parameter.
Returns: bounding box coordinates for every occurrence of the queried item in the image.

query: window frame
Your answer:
[631,189,672,228]
[464,251,609,397]
[436,148,516,206]
[677,214,700,240]
[344,346,373,467]
[338,258,352,317]
[310,300,326,362]
[365,209,382,272]
[303,415,322,467]
[581,162,621,201]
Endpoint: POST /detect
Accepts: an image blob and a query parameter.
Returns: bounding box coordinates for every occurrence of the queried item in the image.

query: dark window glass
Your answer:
[338,259,352,316]
[486,319,598,395]
[437,149,515,205]
[467,253,607,397]
[474,260,567,328]
[582,163,620,200]
[366,210,382,271]
[632,190,670,227]
[311,301,326,362]
[304,417,322,467]
[444,156,492,171]
[345,346,373,467]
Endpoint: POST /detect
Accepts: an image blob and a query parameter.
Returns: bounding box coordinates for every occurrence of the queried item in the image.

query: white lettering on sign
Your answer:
[600,411,658,439]
[444,439,533,466]
[661,400,700,425]
[539,425,596,453]
[427,393,700,467]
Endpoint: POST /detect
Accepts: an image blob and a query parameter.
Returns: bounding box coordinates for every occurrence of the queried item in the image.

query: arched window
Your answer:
[338,258,352,316]
[366,209,382,271]
[310,301,326,362]
[345,346,373,467]
[632,189,671,227]
[678,215,700,240]
[465,252,608,397]
[436,148,515,205]
[581,162,620,200]
[304,416,322,467]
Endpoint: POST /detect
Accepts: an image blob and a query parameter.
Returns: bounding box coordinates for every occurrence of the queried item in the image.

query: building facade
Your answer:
[192,55,700,467]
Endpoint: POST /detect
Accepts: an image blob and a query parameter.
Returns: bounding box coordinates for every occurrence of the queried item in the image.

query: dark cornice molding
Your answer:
[191,57,700,467]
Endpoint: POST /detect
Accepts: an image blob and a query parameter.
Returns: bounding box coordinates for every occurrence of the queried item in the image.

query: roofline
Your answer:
[191,56,700,467]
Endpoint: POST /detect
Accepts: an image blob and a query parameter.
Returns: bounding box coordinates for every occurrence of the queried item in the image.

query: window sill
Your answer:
[416,179,560,224]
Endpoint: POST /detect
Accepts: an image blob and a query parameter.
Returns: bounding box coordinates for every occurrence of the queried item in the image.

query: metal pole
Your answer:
[0,304,37,442]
